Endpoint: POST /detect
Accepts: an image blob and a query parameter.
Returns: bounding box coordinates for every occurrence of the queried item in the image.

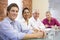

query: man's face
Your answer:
[23,9,30,20]
[8,7,18,20]
[46,13,51,19]
[33,12,39,19]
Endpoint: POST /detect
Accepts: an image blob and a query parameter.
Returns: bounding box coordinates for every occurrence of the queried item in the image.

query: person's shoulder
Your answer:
[18,18,25,23]
[51,17,57,20]
[15,20,22,26]
[29,17,32,20]
[15,21,20,24]
[2,17,10,23]
[29,18,33,23]
[29,17,34,21]
[0,21,3,25]
[0,18,9,24]
[0,21,10,28]
[42,18,47,21]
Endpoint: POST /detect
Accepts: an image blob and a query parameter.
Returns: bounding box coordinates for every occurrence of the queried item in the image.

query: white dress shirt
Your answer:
[29,17,45,30]
[20,18,33,33]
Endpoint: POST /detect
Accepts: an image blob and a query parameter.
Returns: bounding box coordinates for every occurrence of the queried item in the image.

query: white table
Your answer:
[27,28,60,40]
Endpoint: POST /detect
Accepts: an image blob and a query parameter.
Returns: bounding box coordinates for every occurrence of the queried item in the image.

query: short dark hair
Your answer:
[7,3,19,16]
[7,3,19,12]
[22,7,29,15]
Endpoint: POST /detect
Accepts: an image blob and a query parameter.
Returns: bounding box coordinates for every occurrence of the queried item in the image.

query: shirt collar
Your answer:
[22,17,29,22]
[46,17,53,21]
[5,17,15,23]
[32,16,39,21]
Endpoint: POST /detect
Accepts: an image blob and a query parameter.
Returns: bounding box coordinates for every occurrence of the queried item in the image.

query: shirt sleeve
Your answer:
[54,19,60,26]
[27,29,33,34]
[39,21,45,30]
[42,19,47,25]
[0,23,26,40]
[28,19,34,30]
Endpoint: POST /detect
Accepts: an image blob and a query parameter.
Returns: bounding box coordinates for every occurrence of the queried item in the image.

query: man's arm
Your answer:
[55,19,60,26]
[0,23,26,40]
[0,23,44,40]
[23,32,44,39]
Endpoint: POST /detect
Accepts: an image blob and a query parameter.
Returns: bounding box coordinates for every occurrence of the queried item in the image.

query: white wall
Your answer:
[49,0,60,22]
[32,0,49,20]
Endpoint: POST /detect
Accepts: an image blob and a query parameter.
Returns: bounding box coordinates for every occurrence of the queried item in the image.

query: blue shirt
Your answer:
[0,17,33,40]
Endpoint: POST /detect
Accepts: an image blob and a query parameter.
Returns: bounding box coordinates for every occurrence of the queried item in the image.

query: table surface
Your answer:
[27,28,60,40]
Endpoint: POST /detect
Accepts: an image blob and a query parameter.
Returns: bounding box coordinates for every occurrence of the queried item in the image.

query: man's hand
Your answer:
[33,29,39,32]
[45,25,49,28]
[35,31,44,38]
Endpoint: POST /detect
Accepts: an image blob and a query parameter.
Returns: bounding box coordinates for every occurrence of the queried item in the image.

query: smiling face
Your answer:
[22,9,30,20]
[46,11,52,20]
[33,12,39,19]
[33,10,39,20]
[7,7,19,21]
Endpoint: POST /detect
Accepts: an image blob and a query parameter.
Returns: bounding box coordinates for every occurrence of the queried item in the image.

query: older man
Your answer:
[29,9,45,31]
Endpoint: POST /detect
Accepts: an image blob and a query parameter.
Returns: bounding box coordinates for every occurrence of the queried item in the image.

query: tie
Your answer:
[10,21,15,27]
[10,21,18,31]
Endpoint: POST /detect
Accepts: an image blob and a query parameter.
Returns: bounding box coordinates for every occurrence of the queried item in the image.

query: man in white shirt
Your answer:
[29,9,45,31]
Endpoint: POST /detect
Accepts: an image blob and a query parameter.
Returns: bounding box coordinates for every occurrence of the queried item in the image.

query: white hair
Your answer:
[32,9,39,14]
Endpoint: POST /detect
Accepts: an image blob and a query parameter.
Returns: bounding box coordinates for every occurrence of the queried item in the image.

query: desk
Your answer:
[27,28,60,40]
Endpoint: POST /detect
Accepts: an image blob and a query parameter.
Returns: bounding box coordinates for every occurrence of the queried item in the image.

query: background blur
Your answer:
[0,0,60,22]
